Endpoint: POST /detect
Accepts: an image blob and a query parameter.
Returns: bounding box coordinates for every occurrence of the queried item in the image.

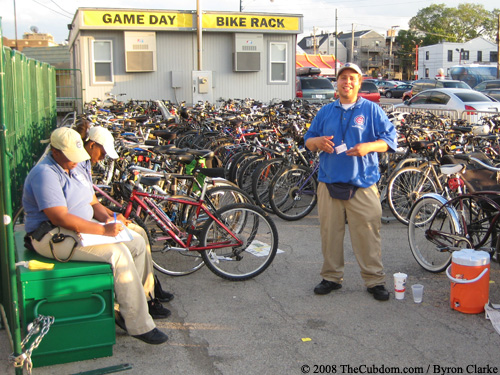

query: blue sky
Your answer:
[2,0,499,44]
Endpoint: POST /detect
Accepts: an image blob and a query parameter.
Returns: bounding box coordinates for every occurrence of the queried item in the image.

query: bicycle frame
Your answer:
[122,188,243,252]
[426,191,500,251]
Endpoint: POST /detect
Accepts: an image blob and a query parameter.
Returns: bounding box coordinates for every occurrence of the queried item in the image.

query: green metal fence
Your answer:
[1,19,57,374]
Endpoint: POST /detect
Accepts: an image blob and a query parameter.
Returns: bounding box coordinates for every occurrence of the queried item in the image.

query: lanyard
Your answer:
[338,106,356,145]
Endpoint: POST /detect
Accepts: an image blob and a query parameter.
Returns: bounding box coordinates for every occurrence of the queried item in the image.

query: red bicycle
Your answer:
[121,174,279,281]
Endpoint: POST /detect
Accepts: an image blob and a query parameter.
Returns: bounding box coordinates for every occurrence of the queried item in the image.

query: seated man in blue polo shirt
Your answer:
[22,127,169,345]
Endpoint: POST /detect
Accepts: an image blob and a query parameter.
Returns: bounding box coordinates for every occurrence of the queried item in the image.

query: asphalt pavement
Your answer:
[2,204,500,375]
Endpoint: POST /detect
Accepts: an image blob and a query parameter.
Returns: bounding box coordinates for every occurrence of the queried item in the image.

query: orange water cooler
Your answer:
[445,249,490,314]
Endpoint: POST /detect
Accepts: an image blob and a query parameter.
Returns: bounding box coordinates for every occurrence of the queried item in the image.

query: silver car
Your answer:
[396,88,500,113]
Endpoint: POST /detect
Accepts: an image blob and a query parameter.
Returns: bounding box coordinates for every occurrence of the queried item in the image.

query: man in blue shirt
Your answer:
[23,127,169,344]
[304,63,397,301]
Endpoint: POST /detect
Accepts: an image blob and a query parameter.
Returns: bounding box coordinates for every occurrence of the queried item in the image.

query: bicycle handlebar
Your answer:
[453,154,500,172]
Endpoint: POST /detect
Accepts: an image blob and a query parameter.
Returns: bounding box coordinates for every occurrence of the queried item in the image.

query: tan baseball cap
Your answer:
[337,63,363,77]
[88,126,119,159]
[50,127,90,163]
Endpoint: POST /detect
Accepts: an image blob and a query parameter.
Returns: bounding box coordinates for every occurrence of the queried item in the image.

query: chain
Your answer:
[9,314,55,375]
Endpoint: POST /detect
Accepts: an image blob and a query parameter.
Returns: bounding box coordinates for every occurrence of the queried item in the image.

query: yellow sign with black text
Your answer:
[81,10,301,33]
[203,14,300,32]
[83,10,194,29]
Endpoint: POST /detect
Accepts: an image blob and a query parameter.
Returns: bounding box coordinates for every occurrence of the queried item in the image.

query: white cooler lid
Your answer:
[452,248,490,266]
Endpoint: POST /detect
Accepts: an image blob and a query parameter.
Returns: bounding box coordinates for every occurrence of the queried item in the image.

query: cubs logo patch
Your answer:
[354,115,365,126]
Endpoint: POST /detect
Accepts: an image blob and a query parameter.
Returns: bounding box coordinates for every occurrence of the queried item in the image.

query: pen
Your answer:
[114,212,117,223]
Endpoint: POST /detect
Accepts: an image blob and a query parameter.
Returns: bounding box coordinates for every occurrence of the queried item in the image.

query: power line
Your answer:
[31,0,73,19]
[49,0,73,16]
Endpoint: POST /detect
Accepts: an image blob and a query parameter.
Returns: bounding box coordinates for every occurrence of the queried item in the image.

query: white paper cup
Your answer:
[393,272,407,300]
[411,284,424,303]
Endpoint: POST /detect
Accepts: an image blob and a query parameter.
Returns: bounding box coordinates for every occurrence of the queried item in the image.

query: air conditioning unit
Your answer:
[124,31,157,72]
[233,33,263,72]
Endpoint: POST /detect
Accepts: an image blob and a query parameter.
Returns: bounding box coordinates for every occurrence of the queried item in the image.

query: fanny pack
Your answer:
[325,182,358,200]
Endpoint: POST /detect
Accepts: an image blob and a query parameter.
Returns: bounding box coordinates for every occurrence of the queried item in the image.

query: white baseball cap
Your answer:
[50,127,90,163]
[88,126,119,159]
[337,63,363,77]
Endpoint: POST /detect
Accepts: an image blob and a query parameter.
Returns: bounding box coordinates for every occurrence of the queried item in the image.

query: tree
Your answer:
[409,3,498,44]
[395,30,422,80]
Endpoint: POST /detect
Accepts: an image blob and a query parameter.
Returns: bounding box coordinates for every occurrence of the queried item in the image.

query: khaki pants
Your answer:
[317,182,385,288]
[32,223,155,336]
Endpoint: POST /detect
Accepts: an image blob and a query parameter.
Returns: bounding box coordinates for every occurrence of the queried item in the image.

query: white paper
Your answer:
[78,221,134,247]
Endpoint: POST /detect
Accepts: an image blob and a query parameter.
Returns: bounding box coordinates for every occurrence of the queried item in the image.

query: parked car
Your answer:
[334,81,380,103]
[375,80,399,95]
[473,80,500,101]
[402,90,412,101]
[296,75,336,102]
[395,88,500,114]
[384,84,413,99]
[411,79,471,96]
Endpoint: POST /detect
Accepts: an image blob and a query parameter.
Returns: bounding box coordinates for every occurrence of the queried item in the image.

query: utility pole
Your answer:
[389,25,399,79]
[335,9,338,76]
[196,0,202,70]
[313,27,317,55]
[350,24,354,62]
[497,14,500,78]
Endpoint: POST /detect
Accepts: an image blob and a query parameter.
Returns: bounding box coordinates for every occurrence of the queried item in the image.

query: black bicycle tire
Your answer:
[268,165,318,221]
[200,203,279,281]
[251,158,285,212]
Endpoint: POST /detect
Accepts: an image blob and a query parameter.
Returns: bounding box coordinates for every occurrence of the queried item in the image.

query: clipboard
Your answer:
[78,221,134,247]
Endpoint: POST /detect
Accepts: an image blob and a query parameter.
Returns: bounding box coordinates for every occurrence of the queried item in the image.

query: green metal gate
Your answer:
[0,19,57,374]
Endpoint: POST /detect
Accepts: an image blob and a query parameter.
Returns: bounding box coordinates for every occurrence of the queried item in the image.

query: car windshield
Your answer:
[301,78,333,90]
[442,81,470,89]
[361,83,378,93]
[454,92,494,103]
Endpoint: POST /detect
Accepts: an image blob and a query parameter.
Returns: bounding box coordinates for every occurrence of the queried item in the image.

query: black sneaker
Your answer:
[314,279,342,295]
[154,275,174,303]
[367,285,390,301]
[132,328,169,345]
[148,298,172,319]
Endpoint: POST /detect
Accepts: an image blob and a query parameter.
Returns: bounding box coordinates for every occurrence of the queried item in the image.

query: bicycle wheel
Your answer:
[251,158,285,213]
[236,155,266,193]
[456,195,493,249]
[268,165,317,221]
[200,203,279,281]
[408,195,464,272]
[141,199,205,276]
[205,185,254,211]
[387,166,438,225]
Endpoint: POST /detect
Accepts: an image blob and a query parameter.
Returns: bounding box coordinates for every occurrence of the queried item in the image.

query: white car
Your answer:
[395,88,500,114]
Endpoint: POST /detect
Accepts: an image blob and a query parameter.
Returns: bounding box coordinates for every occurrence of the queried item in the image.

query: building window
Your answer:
[92,40,113,84]
[425,68,429,78]
[270,42,287,83]
[354,41,358,47]
[477,51,482,62]
[491,52,498,62]
[425,51,429,60]
[447,50,453,62]
[462,50,469,60]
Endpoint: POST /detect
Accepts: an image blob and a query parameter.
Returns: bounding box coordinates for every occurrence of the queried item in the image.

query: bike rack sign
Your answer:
[77,9,302,34]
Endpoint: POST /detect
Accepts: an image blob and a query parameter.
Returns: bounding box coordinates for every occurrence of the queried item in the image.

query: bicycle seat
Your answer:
[139,176,162,187]
[440,164,465,176]
[170,154,195,164]
[152,144,176,154]
[153,130,177,141]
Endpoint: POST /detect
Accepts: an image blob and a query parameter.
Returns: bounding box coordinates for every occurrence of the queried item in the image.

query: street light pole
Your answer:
[388,25,399,79]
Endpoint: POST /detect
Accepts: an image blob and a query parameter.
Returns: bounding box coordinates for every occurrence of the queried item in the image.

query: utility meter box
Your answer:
[192,71,213,103]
